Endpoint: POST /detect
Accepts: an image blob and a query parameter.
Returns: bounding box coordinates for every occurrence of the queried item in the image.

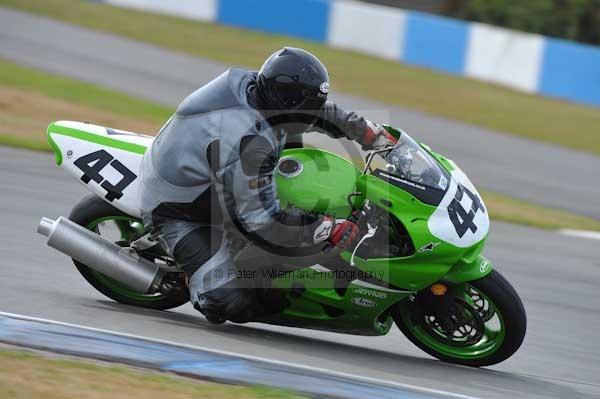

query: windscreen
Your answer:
[384,133,448,191]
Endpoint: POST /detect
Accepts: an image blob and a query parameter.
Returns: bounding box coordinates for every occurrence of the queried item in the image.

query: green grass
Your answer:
[0,58,172,123]
[481,190,600,231]
[2,0,600,155]
[0,347,306,399]
[0,133,51,151]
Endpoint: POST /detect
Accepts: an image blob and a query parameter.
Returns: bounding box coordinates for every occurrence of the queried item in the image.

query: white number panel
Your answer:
[427,164,489,248]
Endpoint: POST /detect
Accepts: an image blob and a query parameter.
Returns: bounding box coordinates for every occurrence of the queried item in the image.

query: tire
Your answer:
[68,194,189,310]
[394,269,526,367]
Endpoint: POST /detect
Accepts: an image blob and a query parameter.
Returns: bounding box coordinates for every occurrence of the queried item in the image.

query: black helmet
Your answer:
[256,47,329,126]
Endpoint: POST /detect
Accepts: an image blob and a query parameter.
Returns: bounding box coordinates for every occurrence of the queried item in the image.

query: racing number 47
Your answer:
[448,184,486,238]
[74,149,137,202]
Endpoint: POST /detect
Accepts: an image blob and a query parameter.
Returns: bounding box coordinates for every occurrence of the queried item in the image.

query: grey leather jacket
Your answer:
[139,67,368,248]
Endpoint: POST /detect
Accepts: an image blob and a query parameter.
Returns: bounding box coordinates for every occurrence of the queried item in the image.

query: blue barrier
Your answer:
[539,38,600,107]
[402,12,469,75]
[91,0,600,108]
[217,0,331,43]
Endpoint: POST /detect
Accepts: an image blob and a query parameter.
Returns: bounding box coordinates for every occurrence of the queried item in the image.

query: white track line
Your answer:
[0,311,480,399]
[559,229,600,241]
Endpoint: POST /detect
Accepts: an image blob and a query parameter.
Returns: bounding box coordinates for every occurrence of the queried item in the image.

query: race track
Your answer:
[1,6,600,399]
[1,145,599,398]
[1,7,600,219]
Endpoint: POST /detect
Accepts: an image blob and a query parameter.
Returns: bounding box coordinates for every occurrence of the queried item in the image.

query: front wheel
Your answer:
[69,194,189,310]
[394,270,526,367]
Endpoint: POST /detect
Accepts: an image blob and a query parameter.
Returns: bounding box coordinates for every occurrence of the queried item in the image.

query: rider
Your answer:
[139,47,396,323]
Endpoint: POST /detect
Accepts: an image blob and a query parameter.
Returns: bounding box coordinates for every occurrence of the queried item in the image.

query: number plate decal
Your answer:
[74,149,137,202]
[447,184,486,238]
[427,167,489,248]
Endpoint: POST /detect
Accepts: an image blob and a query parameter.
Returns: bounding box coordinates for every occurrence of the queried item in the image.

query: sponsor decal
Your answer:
[418,242,441,253]
[248,175,272,189]
[480,259,491,273]
[351,297,376,308]
[378,172,426,191]
[319,81,329,94]
[66,150,74,159]
[352,288,387,299]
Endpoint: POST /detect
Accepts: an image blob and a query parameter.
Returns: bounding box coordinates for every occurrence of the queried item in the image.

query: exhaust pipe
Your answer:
[38,217,162,294]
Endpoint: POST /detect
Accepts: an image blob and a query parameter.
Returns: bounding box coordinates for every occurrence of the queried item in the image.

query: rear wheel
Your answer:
[394,270,526,367]
[68,194,189,310]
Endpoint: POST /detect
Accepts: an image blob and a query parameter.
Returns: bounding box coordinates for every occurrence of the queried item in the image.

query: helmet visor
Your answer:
[271,75,327,111]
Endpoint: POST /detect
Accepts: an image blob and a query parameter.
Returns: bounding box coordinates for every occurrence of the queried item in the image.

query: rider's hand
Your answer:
[361,120,397,151]
[325,217,359,249]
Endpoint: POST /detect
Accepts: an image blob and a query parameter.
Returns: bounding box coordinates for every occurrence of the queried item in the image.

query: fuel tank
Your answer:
[275,148,361,218]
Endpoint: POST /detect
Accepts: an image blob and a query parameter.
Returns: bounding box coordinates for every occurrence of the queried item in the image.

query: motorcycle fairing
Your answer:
[46,120,493,336]
[47,121,151,218]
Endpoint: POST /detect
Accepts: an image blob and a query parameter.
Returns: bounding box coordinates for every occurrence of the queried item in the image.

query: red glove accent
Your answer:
[381,130,397,144]
[361,124,378,146]
[361,121,397,148]
[325,217,359,249]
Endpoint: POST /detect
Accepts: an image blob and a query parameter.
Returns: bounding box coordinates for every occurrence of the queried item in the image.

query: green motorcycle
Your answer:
[39,121,526,367]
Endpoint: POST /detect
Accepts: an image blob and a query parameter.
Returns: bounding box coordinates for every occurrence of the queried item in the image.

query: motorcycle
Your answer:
[38,120,526,367]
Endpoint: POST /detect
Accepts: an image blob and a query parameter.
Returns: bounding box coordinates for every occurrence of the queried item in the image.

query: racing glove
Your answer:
[313,217,359,249]
[360,120,397,151]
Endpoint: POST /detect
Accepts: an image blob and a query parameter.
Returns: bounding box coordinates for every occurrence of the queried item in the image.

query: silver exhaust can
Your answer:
[38,216,161,293]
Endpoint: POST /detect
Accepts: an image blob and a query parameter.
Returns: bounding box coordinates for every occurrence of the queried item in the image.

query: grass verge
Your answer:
[0,58,172,123]
[0,347,305,399]
[0,57,598,231]
[0,133,51,151]
[2,0,600,155]
[480,190,600,231]
[0,59,169,146]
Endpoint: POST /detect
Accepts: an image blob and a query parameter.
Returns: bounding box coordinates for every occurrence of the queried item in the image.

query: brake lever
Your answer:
[349,222,377,267]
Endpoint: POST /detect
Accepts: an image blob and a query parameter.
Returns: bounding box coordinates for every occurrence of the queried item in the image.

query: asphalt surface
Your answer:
[1,6,600,219]
[1,144,600,398]
[1,6,600,399]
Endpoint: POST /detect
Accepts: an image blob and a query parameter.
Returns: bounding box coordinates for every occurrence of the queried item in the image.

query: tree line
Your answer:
[442,0,600,45]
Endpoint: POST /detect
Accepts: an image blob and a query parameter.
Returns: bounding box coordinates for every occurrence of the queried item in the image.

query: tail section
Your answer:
[46,121,153,218]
